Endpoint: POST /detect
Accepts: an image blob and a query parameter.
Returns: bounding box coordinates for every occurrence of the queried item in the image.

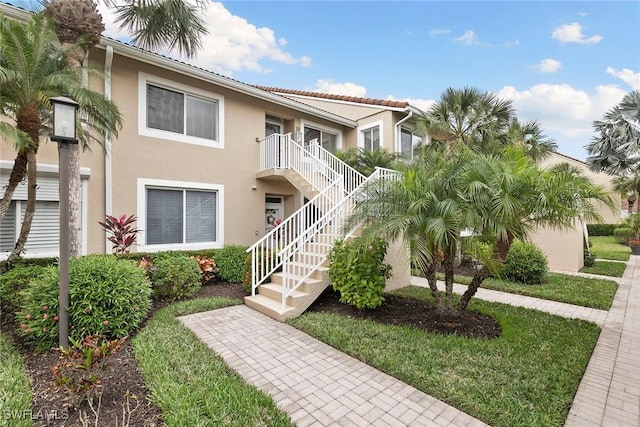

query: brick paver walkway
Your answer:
[180,259,638,426]
[565,255,640,427]
[180,306,488,427]
[410,276,609,326]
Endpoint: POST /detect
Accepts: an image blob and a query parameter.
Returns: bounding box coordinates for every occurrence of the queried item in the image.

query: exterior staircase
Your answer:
[245,133,398,321]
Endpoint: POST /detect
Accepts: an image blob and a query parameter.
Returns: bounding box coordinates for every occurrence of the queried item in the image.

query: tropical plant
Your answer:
[611,168,640,213]
[346,147,615,314]
[0,13,122,263]
[624,212,640,241]
[98,214,139,255]
[40,0,208,257]
[415,86,514,155]
[505,118,557,161]
[586,90,640,174]
[334,147,399,176]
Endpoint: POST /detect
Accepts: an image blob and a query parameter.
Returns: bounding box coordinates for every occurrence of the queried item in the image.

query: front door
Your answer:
[265,196,284,235]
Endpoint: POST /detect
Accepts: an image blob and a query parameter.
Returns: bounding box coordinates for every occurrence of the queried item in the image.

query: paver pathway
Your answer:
[565,255,640,427]
[180,306,488,427]
[410,276,609,326]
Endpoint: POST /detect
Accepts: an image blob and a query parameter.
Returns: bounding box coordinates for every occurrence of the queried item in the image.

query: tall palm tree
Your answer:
[347,147,614,315]
[586,90,640,174]
[611,169,640,213]
[505,118,557,161]
[415,87,515,155]
[42,0,208,257]
[0,13,122,263]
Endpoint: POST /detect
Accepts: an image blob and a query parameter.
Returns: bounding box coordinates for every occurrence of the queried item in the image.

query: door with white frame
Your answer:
[265,196,284,235]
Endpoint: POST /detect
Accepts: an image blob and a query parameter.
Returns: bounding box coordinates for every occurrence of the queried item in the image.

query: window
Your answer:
[400,128,423,160]
[358,121,383,152]
[0,201,60,255]
[139,73,224,148]
[138,179,224,250]
[304,125,339,152]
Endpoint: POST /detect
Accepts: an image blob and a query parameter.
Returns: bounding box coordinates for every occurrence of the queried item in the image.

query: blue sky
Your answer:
[98,1,639,160]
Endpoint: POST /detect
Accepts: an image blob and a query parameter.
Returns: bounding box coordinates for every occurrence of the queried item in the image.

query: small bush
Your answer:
[150,253,202,300]
[584,252,597,267]
[192,255,219,284]
[613,227,634,245]
[586,224,618,236]
[242,249,278,294]
[0,265,46,318]
[328,237,392,309]
[503,241,548,285]
[215,245,249,283]
[16,255,152,351]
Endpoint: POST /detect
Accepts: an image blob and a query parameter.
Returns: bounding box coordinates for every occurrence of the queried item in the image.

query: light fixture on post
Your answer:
[50,95,79,349]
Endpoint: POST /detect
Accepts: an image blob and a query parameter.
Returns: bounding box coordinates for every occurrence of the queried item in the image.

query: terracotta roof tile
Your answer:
[253,86,409,109]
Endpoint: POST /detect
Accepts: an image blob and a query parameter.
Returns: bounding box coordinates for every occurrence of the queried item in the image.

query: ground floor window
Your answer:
[0,200,60,255]
[138,179,224,251]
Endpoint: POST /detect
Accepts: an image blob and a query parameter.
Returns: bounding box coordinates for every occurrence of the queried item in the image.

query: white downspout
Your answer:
[104,46,114,253]
[394,110,413,153]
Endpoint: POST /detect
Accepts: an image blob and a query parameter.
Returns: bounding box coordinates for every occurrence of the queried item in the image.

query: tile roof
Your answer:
[254,86,409,109]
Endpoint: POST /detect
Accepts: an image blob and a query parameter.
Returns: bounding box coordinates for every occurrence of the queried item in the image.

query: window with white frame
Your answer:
[304,125,339,152]
[138,179,223,250]
[139,73,224,148]
[359,122,382,152]
[400,127,423,160]
[0,201,60,255]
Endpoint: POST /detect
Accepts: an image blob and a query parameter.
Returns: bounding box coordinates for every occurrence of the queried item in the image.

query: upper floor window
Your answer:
[139,73,224,148]
[358,121,383,152]
[400,127,423,160]
[303,124,339,152]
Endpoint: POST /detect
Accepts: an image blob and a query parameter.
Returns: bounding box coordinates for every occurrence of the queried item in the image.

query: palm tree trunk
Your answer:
[443,249,455,312]
[0,151,28,222]
[457,265,490,311]
[420,262,441,305]
[7,149,37,263]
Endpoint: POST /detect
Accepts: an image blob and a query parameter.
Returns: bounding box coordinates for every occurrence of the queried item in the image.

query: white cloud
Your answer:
[551,22,602,45]
[533,58,563,74]
[606,67,640,90]
[429,28,451,36]
[454,30,479,46]
[98,1,311,76]
[312,80,367,97]
[497,83,626,139]
[386,96,436,112]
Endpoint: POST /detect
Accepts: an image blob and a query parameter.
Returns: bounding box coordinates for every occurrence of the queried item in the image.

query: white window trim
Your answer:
[357,120,384,150]
[399,126,423,160]
[301,119,343,150]
[137,178,224,252]
[138,72,225,149]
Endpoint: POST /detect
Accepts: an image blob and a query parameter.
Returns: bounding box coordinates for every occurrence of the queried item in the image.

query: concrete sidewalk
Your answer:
[565,255,640,427]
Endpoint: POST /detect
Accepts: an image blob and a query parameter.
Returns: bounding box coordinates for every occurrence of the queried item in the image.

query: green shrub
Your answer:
[613,227,634,244]
[150,253,202,300]
[0,265,46,318]
[1,256,57,273]
[16,255,152,351]
[242,249,277,294]
[328,237,392,309]
[586,224,618,236]
[584,252,597,267]
[503,241,548,285]
[215,245,249,283]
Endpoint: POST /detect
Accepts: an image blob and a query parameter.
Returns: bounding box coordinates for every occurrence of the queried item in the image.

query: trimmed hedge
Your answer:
[503,241,548,284]
[587,224,619,236]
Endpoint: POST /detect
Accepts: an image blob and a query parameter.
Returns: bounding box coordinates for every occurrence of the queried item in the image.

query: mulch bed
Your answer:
[6,280,499,426]
[309,288,502,339]
[5,282,246,427]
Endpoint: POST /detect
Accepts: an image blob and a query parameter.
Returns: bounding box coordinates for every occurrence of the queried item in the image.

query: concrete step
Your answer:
[244,294,296,322]
[258,283,309,306]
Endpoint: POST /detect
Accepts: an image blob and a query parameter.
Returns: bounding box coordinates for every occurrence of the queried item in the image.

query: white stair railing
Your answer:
[306,140,367,194]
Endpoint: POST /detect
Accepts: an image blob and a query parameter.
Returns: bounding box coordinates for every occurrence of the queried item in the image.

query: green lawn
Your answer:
[579,260,627,277]
[590,236,631,261]
[436,272,617,310]
[289,286,601,427]
[132,298,293,427]
[0,333,33,427]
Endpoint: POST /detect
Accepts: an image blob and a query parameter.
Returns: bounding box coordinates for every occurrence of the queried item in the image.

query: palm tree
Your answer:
[505,118,557,161]
[586,90,640,174]
[0,13,122,263]
[335,148,400,176]
[347,147,614,315]
[611,169,640,213]
[415,87,515,155]
[41,0,208,257]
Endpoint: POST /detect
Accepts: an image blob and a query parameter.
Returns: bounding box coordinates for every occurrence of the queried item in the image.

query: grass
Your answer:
[589,236,631,261]
[289,286,601,427]
[579,260,627,277]
[0,332,33,427]
[132,298,294,427]
[436,272,617,310]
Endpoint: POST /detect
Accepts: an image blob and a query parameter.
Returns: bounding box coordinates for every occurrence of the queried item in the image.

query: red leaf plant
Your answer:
[98,214,140,255]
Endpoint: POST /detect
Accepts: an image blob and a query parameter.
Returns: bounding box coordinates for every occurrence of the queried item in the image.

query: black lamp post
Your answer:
[50,95,79,349]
